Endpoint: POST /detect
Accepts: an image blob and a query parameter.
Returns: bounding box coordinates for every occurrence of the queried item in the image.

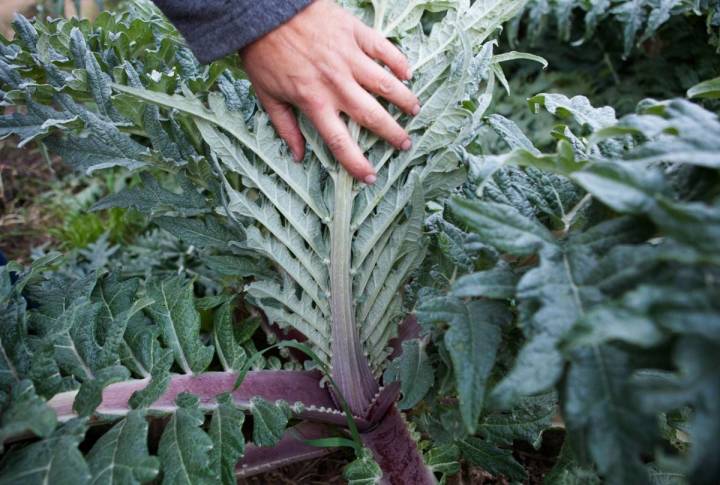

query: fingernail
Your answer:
[401,139,412,151]
[406,68,413,80]
[411,104,420,116]
[364,174,377,185]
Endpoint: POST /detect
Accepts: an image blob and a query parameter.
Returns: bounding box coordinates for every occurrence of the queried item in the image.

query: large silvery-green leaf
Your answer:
[113,0,528,415]
[528,93,617,131]
[688,76,720,99]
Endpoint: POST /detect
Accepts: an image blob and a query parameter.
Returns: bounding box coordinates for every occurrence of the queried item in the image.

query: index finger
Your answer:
[308,108,376,184]
[354,21,412,81]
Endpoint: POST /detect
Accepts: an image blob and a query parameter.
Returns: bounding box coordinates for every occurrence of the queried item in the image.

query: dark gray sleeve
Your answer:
[152,0,313,64]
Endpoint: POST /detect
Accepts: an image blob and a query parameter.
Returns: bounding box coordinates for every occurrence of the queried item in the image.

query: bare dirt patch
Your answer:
[0,142,63,262]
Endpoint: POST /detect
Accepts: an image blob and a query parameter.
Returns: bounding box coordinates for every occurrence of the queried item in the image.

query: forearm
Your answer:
[152,0,312,64]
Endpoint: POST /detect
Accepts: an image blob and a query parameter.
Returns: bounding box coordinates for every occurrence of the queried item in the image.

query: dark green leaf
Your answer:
[343,448,383,485]
[635,337,720,484]
[448,198,554,257]
[86,410,160,484]
[249,397,291,447]
[451,262,519,299]
[389,339,435,410]
[687,77,720,99]
[425,444,461,476]
[564,346,654,485]
[129,349,173,409]
[0,380,56,451]
[212,301,247,372]
[92,174,207,216]
[0,419,90,485]
[478,394,556,449]
[459,436,526,481]
[155,216,241,250]
[158,393,216,485]
[145,276,214,374]
[419,297,510,433]
[209,393,246,485]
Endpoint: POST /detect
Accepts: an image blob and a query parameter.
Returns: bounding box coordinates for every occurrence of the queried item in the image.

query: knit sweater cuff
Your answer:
[157,0,313,64]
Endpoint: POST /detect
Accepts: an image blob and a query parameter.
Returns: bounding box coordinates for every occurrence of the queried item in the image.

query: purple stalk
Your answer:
[361,406,437,485]
[330,170,379,415]
[236,422,335,478]
[47,371,339,422]
[364,382,401,425]
[388,315,422,361]
[40,308,429,481]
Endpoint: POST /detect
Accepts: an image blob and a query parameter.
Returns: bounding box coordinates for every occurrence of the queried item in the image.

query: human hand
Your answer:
[240,0,419,184]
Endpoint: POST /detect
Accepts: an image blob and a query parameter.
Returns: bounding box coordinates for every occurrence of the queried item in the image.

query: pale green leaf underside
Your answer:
[113,0,528,370]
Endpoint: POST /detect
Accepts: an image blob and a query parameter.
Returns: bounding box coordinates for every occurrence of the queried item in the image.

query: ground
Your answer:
[236,429,563,484]
[0,143,62,262]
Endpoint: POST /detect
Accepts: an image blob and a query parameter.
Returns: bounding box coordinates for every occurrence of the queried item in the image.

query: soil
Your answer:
[236,429,564,484]
[512,428,565,484]
[0,141,63,262]
[239,449,355,485]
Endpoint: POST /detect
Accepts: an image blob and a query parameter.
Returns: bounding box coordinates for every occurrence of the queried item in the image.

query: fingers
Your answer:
[308,108,376,183]
[353,57,420,115]
[260,94,306,162]
[354,22,411,81]
[337,81,411,151]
